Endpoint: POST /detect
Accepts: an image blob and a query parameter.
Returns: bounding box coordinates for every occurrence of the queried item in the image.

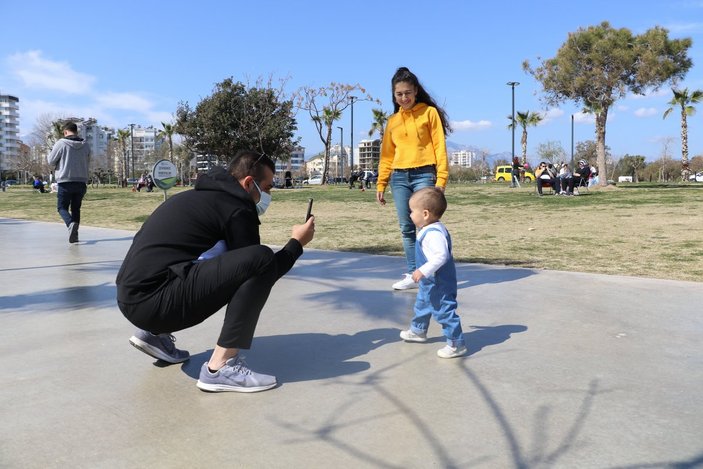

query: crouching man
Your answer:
[116,151,315,392]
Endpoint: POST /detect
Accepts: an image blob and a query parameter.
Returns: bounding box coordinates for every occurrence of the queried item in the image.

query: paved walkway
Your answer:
[1,218,701,468]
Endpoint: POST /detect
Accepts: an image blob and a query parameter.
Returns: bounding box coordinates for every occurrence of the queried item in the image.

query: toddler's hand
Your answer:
[411,269,424,283]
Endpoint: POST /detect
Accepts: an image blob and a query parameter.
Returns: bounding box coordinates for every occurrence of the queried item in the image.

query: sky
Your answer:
[2,0,703,163]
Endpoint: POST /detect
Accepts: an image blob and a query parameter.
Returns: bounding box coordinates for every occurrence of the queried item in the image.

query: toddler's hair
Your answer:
[411,187,447,218]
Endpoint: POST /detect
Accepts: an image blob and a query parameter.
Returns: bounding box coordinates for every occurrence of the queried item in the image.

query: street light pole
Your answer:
[129,123,135,181]
[337,126,343,181]
[349,95,357,174]
[571,114,575,168]
[506,82,520,163]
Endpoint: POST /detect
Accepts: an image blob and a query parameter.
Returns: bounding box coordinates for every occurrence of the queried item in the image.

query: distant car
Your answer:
[494,165,534,182]
[3,179,19,186]
[689,172,703,182]
[304,176,322,185]
[127,178,139,185]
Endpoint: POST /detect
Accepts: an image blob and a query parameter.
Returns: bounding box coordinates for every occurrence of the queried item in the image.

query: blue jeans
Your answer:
[389,168,436,273]
[56,182,87,226]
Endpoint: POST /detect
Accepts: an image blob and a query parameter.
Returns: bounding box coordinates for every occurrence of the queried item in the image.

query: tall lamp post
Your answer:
[129,123,135,181]
[349,95,357,173]
[506,82,520,163]
[337,126,344,181]
[571,114,575,168]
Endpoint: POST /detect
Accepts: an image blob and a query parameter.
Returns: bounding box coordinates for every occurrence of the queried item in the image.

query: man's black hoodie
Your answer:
[116,166,302,304]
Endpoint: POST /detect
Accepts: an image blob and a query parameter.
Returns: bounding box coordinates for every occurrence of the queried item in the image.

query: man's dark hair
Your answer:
[62,122,78,133]
[227,150,275,181]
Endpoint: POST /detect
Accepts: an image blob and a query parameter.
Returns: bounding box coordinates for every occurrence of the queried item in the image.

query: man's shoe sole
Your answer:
[129,336,189,364]
[196,381,277,393]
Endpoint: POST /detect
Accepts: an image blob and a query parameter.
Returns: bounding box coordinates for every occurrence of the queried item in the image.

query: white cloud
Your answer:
[617,105,629,112]
[96,92,154,112]
[663,22,703,34]
[451,119,492,131]
[634,107,658,118]
[628,88,670,100]
[573,112,595,124]
[540,108,564,124]
[7,50,95,95]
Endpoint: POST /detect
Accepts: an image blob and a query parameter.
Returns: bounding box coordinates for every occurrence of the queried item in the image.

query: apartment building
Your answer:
[450,149,476,168]
[357,139,380,171]
[0,94,20,173]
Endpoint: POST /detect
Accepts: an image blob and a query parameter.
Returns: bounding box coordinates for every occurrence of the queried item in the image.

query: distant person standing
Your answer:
[47,122,90,243]
[376,67,451,290]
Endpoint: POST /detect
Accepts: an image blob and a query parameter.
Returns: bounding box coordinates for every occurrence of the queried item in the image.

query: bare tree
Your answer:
[296,83,374,184]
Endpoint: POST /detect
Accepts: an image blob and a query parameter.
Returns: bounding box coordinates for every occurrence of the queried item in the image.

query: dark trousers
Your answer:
[56,182,87,226]
[537,177,558,194]
[118,245,280,349]
[560,176,575,193]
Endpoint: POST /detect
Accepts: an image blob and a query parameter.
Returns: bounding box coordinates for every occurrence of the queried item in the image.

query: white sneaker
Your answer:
[392,274,418,290]
[399,329,427,343]
[437,344,467,359]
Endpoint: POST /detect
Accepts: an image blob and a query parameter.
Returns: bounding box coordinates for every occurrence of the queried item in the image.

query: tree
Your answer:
[619,154,646,182]
[507,111,543,164]
[663,87,703,181]
[524,22,693,186]
[368,108,388,140]
[536,140,567,164]
[574,140,610,167]
[176,77,298,164]
[117,129,131,184]
[297,83,374,184]
[158,121,176,162]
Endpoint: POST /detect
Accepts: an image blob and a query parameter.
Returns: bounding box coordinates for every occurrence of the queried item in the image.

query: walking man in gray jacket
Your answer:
[47,122,90,243]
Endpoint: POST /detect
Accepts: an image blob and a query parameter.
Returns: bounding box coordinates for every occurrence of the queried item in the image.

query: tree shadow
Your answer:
[0,283,116,313]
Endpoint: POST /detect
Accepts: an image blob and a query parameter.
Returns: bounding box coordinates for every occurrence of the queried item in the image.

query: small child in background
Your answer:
[399,187,466,358]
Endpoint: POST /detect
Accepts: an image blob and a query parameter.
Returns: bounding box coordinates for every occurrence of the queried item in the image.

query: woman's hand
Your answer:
[376,191,386,206]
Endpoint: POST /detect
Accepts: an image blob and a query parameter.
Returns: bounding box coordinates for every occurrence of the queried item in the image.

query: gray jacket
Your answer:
[47,136,91,183]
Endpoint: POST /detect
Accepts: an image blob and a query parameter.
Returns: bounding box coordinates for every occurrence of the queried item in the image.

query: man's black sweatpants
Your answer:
[118,244,282,349]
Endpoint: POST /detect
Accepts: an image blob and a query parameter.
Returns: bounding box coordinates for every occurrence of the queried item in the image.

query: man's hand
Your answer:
[291,216,315,247]
[411,269,424,283]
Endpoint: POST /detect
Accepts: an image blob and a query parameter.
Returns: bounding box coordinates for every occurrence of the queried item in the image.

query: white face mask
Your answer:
[253,181,271,215]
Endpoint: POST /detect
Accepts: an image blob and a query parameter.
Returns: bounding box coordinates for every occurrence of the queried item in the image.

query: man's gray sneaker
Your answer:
[68,222,79,243]
[196,356,277,393]
[129,329,190,364]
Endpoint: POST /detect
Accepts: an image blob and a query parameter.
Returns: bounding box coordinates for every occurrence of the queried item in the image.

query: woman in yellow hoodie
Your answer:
[377,67,451,290]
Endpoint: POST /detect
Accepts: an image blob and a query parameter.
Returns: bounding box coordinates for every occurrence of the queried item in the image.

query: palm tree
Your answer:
[663,87,703,181]
[158,121,175,162]
[368,108,388,140]
[117,129,131,184]
[312,107,342,184]
[507,111,543,164]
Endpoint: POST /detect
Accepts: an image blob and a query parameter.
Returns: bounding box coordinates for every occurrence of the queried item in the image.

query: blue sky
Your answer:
[2,0,703,162]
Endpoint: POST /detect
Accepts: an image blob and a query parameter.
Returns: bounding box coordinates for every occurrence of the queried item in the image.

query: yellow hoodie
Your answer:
[377,102,448,192]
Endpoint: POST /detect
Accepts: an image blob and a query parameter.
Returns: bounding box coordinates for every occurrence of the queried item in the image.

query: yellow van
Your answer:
[494,165,535,182]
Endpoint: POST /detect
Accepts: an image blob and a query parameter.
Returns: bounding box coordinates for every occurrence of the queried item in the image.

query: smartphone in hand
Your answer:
[305,198,313,221]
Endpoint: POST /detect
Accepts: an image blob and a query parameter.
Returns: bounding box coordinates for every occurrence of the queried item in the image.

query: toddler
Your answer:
[399,187,466,358]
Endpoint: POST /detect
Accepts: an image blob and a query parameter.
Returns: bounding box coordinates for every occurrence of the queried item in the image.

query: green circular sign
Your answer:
[152,160,178,190]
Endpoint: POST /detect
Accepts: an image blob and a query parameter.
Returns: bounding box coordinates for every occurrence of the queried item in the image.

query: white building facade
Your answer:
[0,94,20,173]
[450,149,476,168]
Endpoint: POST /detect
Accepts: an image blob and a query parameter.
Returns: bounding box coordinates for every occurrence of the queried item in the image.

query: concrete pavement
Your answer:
[1,217,701,468]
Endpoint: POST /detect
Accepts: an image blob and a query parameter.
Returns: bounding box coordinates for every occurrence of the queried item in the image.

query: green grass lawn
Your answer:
[1,181,701,282]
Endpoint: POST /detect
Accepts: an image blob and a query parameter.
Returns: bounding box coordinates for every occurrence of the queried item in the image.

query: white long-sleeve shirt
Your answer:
[417,221,451,278]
